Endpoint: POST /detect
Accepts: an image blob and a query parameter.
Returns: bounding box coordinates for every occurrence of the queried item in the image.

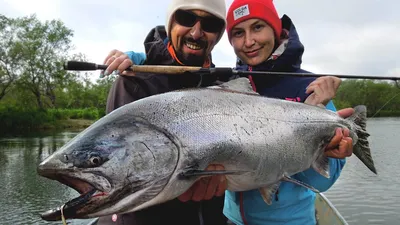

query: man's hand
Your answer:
[324,108,355,159]
[100,49,135,77]
[178,164,227,202]
[305,76,341,106]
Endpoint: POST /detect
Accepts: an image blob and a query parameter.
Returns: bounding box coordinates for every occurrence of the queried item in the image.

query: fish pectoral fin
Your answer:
[282,175,320,193]
[259,182,280,205]
[178,169,248,178]
[312,153,330,178]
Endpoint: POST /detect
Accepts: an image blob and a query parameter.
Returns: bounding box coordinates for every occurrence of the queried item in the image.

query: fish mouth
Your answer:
[40,175,108,221]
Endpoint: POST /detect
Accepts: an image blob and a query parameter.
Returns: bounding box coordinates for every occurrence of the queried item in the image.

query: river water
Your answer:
[0,118,399,225]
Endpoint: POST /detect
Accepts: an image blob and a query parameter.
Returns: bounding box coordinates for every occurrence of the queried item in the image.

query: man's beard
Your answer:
[175,37,208,66]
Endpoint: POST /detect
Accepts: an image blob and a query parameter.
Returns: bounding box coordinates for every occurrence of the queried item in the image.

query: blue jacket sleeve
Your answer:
[293,100,346,192]
[125,51,146,65]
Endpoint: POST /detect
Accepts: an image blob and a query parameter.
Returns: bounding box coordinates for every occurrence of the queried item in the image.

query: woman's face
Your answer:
[230,19,276,66]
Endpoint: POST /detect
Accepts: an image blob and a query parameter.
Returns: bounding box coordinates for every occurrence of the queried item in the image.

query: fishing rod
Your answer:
[64,61,400,84]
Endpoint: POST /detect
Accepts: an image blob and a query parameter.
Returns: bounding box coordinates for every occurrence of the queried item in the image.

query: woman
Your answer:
[222,0,351,224]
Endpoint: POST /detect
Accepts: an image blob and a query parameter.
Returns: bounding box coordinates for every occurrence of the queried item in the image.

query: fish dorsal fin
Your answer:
[208,78,259,95]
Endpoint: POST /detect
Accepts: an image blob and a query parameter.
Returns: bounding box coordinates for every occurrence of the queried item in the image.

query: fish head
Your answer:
[37,115,179,221]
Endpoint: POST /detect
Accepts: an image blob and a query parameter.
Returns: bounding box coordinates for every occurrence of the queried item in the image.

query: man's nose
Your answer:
[190,21,204,40]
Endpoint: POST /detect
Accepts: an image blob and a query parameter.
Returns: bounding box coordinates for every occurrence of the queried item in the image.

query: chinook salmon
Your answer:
[37,78,377,221]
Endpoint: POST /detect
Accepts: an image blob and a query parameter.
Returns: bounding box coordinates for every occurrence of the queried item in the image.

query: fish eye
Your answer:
[89,156,102,166]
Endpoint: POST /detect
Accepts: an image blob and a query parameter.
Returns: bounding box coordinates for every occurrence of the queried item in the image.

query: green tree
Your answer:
[5,14,76,109]
[0,14,117,132]
[0,15,23,100]
[334,80,400,116]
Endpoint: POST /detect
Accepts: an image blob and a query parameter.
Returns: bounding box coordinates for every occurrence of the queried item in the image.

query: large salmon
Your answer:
[37,78,376,221]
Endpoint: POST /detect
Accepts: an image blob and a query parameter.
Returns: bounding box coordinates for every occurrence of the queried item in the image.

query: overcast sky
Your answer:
[1,0,399,80]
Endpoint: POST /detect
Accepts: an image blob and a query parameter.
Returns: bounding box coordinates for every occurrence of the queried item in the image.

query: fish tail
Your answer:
[346,105,377,174]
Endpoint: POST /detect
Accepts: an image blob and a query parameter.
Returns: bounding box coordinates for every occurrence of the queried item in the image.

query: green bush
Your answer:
[0,106,50,129]
[0,106,103,133]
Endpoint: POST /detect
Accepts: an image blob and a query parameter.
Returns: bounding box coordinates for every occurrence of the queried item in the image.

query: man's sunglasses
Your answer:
[174,9,225,33]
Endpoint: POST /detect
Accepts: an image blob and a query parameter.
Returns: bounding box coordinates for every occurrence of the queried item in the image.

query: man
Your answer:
[97,0,229,224]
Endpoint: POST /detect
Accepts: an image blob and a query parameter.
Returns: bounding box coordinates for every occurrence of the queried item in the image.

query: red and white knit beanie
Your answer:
[226,0,282,42]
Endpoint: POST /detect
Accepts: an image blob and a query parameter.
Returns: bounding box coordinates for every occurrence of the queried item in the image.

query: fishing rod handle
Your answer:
[64,61,105,71]
[129,65,201,74]
[64,60,202,75]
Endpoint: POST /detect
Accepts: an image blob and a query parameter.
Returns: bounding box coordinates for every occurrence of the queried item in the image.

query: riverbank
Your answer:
[0,119,95,137]
[0,107,101,136]
[0,119,96,138]
[38,118,94,130]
